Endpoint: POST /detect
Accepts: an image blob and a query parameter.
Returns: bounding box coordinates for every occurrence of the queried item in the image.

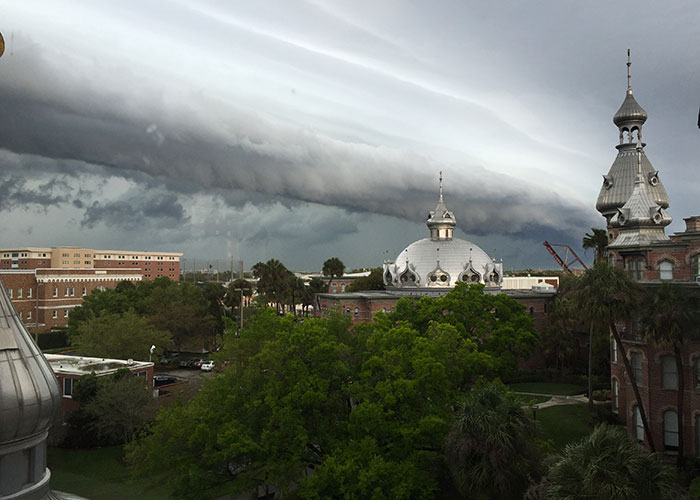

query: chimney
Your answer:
[683,216,700,233]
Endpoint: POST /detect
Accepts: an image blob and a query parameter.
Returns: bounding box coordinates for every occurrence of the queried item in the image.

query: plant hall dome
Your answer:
[382,173,503,289]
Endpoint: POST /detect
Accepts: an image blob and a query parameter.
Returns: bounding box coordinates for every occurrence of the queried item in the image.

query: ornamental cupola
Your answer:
[608,142,672,248]
[596,50,669,223]
[426,171,456,241]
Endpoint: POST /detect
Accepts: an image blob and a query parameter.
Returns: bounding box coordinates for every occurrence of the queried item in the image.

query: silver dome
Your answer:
[0,278,61,499]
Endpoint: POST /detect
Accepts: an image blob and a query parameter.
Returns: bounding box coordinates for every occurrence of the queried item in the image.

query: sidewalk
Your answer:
[514,392,603,409]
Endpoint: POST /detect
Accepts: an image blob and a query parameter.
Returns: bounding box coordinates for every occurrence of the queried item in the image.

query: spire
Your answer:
[626,48,632,94]
[608,141,672,248]
[613,49,647,129]
[426,171,456,241]
[597,50,669,221]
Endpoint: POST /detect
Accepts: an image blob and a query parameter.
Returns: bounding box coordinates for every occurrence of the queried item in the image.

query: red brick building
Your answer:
[0,246,182,333]
[0,268,142,332]
[598,54,700,455]
[0,247,182,280]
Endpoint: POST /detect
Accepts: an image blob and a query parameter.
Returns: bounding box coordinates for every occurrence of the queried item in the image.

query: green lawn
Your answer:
[48,446,172,500]
[507,382,585,396]
[535,403,598,450]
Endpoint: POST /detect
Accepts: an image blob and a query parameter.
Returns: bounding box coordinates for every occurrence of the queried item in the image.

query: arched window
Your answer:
[612,379,619,414]
[664,410,679,452]
[611,338,617,364]
[659,260,673,281]
[633,406,644,442]
[353,307,359,319]
[662,355,678,390]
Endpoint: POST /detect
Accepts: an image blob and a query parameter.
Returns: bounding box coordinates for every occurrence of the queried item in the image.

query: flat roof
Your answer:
[45,354,153,377]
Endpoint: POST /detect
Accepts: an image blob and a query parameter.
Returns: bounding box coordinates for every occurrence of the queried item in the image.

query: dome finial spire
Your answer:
[439,171,443,202]
[626,48,632,94]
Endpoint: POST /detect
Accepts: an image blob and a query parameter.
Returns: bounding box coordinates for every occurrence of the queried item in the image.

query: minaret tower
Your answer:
[596,50,670,243]
[426,171,456,241]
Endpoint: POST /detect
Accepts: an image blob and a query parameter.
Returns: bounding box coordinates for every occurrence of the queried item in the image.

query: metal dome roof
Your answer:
[0,279,60,443]
[613,91,648,127]
[385,237,500,288]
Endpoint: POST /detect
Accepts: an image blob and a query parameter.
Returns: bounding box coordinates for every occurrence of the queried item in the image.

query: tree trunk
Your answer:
[674,342,685,467]
[588,323,594,408]
[610,322,656,452]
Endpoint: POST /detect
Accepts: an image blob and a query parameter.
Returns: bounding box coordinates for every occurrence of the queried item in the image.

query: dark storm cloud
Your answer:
[81,193,189,230]
[0,174,69,210]
[0,38,596,246]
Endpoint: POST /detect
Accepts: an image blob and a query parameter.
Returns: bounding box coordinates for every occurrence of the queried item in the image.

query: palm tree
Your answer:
[572,261,653,450]
[582,228,609,264]
[545,424,678,500]
[445,379,541,500]
[640,284,700,466]
[252,259,290,313]
[322,257,345,293]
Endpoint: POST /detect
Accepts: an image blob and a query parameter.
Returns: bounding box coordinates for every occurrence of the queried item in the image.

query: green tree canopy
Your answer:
[69,309,172,360]
[545,424,679,500]
[128,286,538,498]
[345,267,385,292]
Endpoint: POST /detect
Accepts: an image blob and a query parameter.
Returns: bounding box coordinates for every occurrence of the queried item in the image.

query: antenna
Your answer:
[438,171,444,202]
[626,48,632,93]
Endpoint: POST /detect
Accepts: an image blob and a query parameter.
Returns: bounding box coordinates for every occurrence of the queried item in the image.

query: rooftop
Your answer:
[45,354,153,377]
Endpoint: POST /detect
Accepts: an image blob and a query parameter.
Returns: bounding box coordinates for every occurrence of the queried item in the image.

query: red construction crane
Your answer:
[543,241,588,274]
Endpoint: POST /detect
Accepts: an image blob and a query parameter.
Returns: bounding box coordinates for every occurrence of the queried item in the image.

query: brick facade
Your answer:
[608,216,700,455]
[0,268,142,333]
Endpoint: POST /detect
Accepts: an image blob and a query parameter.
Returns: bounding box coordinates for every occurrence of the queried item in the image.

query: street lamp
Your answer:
[149,344,156,362]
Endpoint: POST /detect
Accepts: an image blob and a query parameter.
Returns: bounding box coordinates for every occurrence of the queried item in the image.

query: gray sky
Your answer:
[0,0,698,272]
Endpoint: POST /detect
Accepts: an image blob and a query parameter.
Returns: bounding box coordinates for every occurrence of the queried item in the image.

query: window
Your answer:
[135,371,147,377]
[63,378,75,398]
[631,352,642,384]
[664,410,679,452]
[27,288,31,298]
[341,284,346,292]
[17,288,21,298]
[8,289,12,299]
[659,260,673,281]
[26,311,31,320]
[64,310,69,318]
[353,307,360,319]
[53,287,58,297]
[662,355,678,389]
[633,406,644,442]
[82,287,87,296]
[70,287,74,297]
[626,257,644,281]
[332,284,337,293]
[611,338,617,364]
[52,310,57,319]
[64,287,69,297]
[612,379,619,414]
[690,254,700,279]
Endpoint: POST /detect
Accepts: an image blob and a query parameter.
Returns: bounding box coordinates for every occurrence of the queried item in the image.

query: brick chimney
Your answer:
[683,216,700,232]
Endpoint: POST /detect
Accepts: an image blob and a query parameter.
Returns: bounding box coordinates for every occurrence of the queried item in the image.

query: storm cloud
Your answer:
[0,1,697,270]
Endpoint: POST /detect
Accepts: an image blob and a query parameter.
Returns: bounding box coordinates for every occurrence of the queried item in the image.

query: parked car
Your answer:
[200,360,215,372]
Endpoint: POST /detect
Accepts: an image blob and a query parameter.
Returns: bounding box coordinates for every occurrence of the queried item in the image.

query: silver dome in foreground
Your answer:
[383,173,502,289]
[0,277,61,500]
